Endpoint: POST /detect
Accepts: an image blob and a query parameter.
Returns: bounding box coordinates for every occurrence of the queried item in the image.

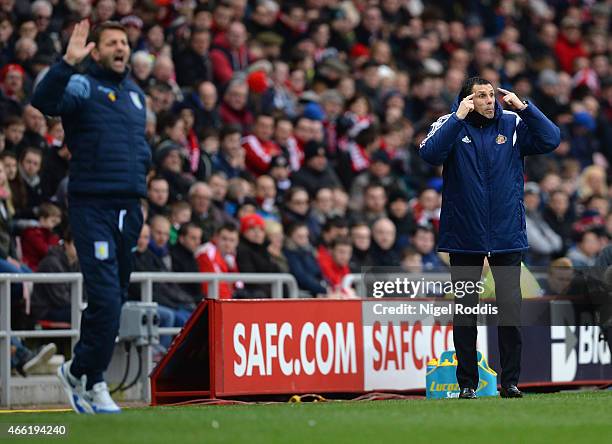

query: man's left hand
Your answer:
[498,88,527,111]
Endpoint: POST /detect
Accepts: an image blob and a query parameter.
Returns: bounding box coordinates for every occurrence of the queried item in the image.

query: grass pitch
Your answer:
[4,391,612,443]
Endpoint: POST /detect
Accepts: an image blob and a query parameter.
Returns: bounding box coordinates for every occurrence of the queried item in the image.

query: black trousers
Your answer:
[450,252,522,389]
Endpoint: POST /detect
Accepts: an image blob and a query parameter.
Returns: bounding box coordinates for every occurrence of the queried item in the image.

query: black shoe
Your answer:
[458,388,477,399]
[500,385,523,398]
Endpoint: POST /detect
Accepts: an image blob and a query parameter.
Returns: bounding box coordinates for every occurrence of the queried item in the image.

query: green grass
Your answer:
[3,391,612,443]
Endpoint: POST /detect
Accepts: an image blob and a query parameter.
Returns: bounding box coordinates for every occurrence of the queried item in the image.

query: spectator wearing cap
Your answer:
[154,139,194,203]
[0,63,26,117]
[219,78,254,129]
[555,17,587,74]
[290,141,341,197]
[174,27,213,89]
[284,222,328,297]
[268,154,291,199]
[236,212,281,298]
[196,222,240,299]
[349,149,407,212]
[212,124,246,179]
[242,113,281,176]
[210,21,251,86]
[524,182,563,266]
[120,15,144,52]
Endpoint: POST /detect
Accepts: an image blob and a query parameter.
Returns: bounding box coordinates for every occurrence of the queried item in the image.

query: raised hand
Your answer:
[498,88,527,111]
[456,93,474,120]
[63,20,95,66]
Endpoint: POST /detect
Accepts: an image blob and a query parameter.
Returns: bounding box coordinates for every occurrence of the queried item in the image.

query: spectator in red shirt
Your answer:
[20,202,61,271]
[555,17,587,74]
[219,78,254,129]
[242,113,280,175]
[320,236,352,291]
[210,21,251,86]
[196,222,240,299]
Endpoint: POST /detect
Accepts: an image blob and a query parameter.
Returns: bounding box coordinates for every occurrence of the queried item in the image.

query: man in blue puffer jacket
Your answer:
[31,20,151,414]
[419,77,560,399]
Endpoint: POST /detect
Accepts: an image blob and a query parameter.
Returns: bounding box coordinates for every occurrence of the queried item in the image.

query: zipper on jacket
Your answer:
[480,127,492,256]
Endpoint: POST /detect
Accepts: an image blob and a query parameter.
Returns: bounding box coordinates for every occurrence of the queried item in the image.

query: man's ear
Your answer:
[90,47,99,62]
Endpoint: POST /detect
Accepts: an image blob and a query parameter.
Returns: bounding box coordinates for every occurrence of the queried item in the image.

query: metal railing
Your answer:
[0,273,83,407]
[0,272,299,407]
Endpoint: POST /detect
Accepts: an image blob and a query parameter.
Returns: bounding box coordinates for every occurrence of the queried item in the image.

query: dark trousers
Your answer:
[450,252,522,389]
[68,197,142,388]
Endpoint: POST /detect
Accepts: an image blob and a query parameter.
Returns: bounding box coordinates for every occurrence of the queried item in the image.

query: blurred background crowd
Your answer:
[0,0,611,336]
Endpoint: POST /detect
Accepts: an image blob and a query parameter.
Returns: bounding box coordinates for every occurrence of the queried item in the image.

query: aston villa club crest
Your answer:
[496,134,507,144]
[130,91,143,110]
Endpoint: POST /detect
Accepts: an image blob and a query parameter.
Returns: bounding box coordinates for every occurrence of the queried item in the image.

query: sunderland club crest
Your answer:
[496,134,507,144]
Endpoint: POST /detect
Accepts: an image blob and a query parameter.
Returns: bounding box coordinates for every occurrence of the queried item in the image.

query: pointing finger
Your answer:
[497,87,511,95]
[465,93,475,99]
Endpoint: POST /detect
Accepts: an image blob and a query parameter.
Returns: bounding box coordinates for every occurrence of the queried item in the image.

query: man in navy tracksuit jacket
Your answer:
[31,21,150,413]
[419,77,560,399]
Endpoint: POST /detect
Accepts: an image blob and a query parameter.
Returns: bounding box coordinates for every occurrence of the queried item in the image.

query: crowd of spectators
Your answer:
[0,0,611,336]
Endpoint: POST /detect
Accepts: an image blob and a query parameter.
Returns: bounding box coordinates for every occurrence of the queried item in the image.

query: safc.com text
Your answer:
[232,322,358,377]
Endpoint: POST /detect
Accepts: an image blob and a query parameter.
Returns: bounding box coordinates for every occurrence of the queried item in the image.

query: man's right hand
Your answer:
[63,20,95,66]
[456,93,475,120]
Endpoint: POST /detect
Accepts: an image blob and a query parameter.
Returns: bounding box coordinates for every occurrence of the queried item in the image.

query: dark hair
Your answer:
[90,21,128,46]
[412,224,434,237]
[62,225,73,244]
[19,146,43,162]
[459,77,492,101]
[147,175,168,188]
[216,222,238,234]
[287,221,308,237]
[331,236,352,249]
[178,222,201,237]
[3,115,24,129]
[322,216,348,233]
[220,124,243,140]
[354,124,379,147]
